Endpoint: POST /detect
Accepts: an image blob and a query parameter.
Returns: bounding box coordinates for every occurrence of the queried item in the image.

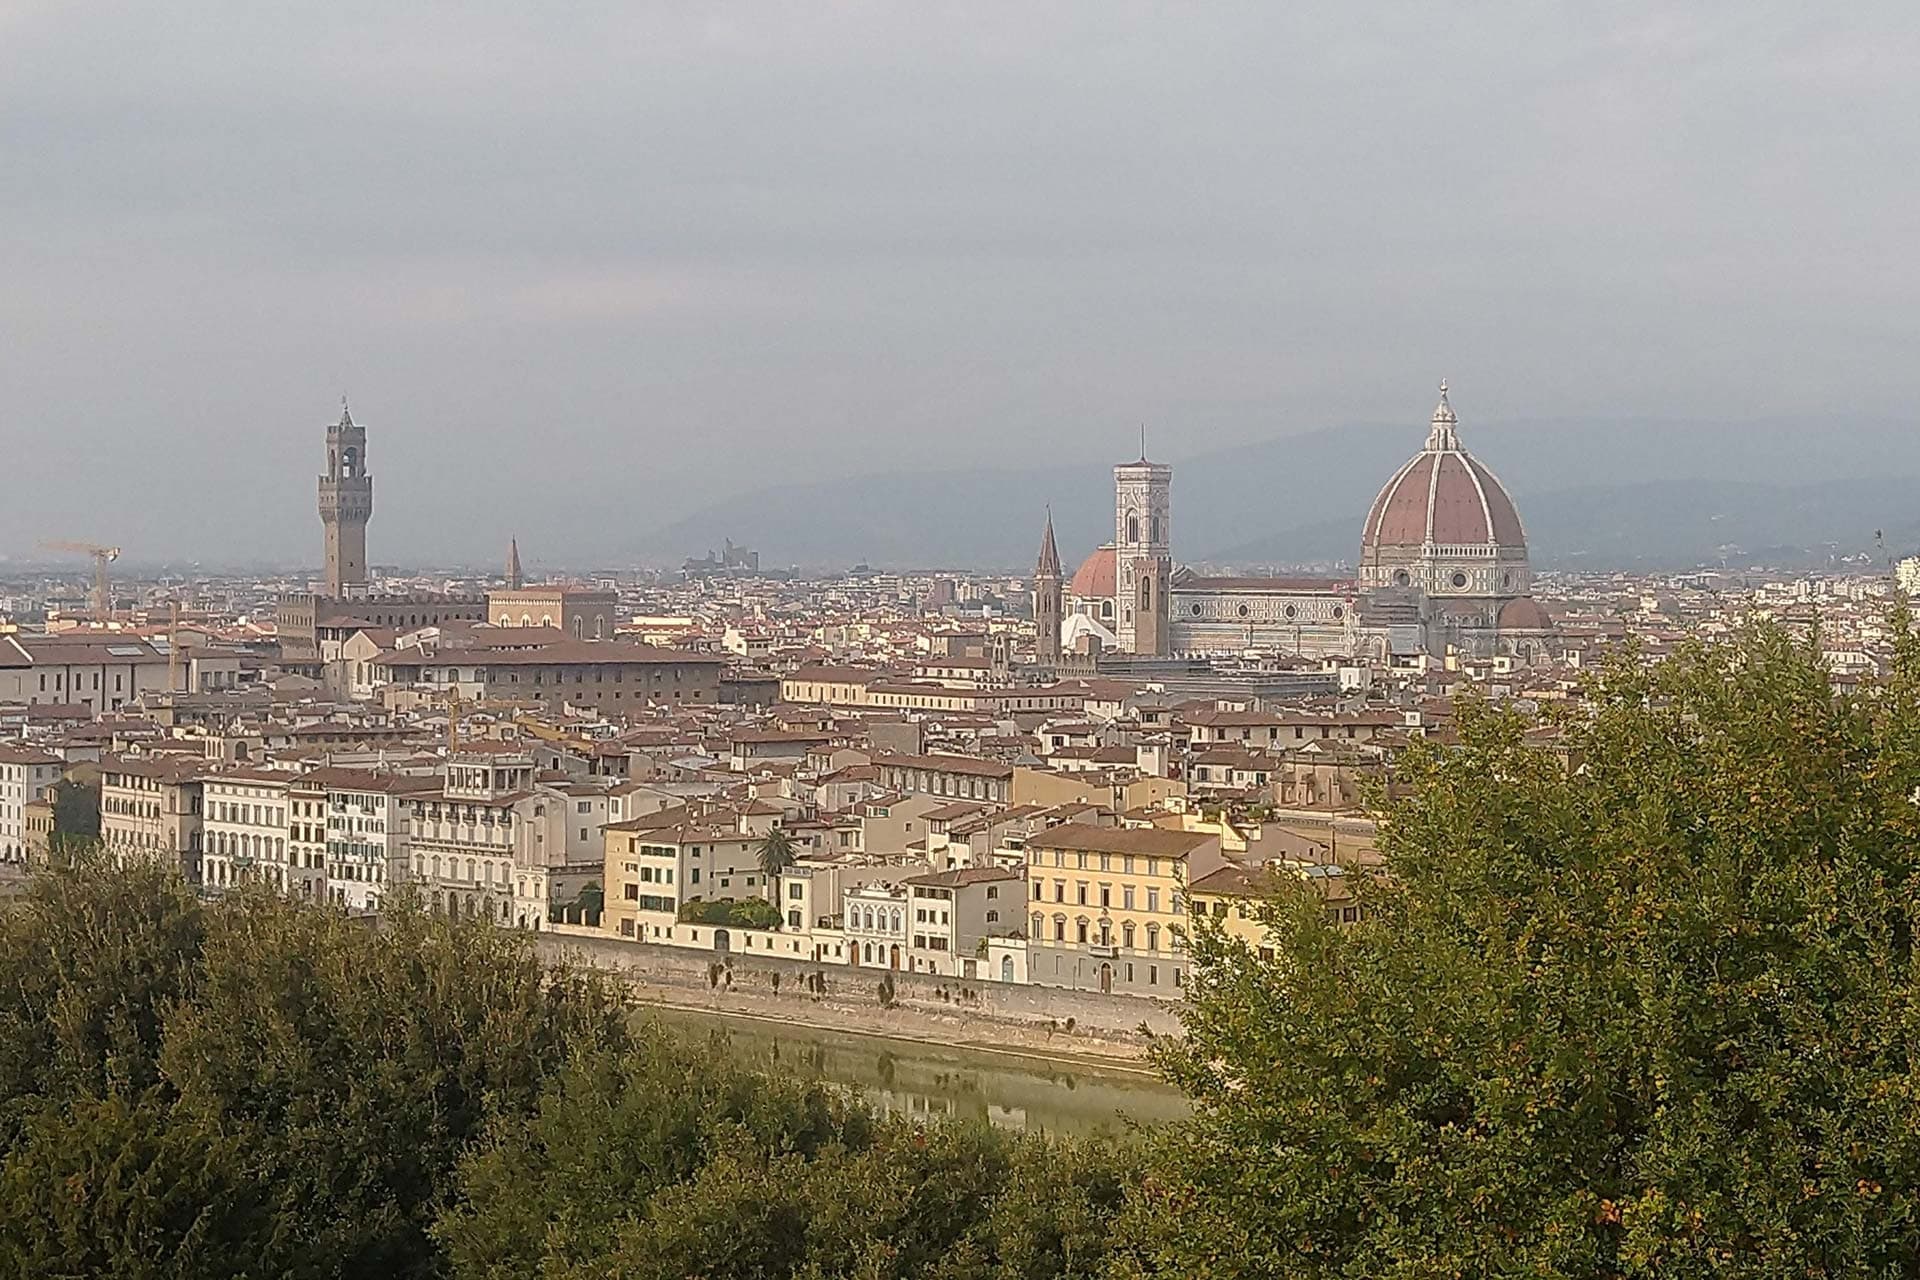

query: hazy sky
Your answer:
[3,2,1917,566]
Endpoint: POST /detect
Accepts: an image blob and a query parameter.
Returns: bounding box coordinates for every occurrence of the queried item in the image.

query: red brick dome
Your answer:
[1361,385,1525,552]
[1069,545,1116,599]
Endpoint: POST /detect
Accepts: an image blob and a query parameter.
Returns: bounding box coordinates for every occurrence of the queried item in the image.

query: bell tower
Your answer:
[1114,445,1172,657]
[1033,508,1063,663]
[318,399,374,598]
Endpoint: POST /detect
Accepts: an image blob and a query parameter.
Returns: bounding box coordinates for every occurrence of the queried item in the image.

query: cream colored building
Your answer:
[0,745,62,863]
[486,586,618,640]
[202,769,294,895]
[1023,823,1225,997]
[0,635,170,711]
[100,756,205,876]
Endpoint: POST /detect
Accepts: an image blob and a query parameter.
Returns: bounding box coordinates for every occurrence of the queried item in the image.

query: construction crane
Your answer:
[38,540,121,619]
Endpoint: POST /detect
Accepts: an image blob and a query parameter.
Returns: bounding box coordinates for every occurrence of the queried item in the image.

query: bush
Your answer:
[677,896,782,929]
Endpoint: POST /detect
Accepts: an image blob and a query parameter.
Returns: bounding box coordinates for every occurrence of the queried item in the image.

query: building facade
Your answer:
[1023,823,1223,998]
[0,746,61,862]
[486,585,619,639]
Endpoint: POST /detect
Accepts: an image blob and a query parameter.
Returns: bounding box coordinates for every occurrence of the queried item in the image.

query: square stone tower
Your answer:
[1114,455,1172,656]
[318,400,373,598]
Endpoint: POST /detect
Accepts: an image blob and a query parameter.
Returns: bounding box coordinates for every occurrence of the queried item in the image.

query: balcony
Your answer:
[1088,943,1119,958]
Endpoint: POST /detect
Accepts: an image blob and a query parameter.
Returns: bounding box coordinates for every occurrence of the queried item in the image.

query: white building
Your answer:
[0,745,62,862]
[843,881,909,969]
[903,866,1024,979]
[202,769,293,894]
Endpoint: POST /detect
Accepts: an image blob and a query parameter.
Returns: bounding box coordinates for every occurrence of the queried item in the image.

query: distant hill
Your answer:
[635,416,1920,571]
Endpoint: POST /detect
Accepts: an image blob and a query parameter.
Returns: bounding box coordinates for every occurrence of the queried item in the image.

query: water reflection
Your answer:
[648,1007,1187,1136]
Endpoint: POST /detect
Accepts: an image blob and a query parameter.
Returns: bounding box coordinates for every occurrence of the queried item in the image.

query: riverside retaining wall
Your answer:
[534,929,1183,1060]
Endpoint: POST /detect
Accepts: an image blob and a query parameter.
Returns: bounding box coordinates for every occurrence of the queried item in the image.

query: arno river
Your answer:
[648,1007,1188,1136]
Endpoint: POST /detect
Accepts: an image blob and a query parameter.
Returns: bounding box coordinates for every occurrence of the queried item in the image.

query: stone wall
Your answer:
[535,927,1183,1060]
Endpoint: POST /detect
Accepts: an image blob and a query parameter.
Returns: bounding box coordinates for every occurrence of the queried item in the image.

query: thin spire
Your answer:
[1036,506,1062,578]
[338,394,355,428]
[505,536,524,590]
[1139,423,1148,462]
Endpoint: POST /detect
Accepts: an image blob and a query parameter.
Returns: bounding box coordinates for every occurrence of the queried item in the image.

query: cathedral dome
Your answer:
[1497,595,1554,631]
[1069,545,1116,599]
[1361,384,1525,553]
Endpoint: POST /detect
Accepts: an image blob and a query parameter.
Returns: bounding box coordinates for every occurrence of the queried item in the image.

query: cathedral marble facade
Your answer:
[1037,385,1553,662]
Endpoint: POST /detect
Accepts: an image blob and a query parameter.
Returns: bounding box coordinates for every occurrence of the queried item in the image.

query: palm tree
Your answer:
[756,827,796,911]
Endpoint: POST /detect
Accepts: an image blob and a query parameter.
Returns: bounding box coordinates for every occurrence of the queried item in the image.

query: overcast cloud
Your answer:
[2,2,1917,566]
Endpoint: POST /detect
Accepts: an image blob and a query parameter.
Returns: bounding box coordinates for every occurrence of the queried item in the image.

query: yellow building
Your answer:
[1186,859,1365,960]
[1022,823,1225,997]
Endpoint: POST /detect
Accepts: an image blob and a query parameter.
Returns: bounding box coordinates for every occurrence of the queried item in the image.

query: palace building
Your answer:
[1040,384,1553,662]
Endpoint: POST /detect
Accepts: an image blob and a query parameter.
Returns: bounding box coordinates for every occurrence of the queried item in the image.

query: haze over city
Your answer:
[5,2,1920,566]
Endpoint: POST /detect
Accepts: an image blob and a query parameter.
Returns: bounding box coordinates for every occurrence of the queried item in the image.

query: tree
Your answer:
[1120,620,1920,1278]
[436,1026,1134,1280]
[757,826,797,910]
[49,778,101,847]
[0,864,634,1279]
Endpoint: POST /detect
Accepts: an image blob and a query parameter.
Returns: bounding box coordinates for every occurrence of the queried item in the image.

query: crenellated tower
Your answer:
[318,399,373,598]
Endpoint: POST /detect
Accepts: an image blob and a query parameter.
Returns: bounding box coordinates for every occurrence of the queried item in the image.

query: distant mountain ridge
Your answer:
[636,415,1920,572]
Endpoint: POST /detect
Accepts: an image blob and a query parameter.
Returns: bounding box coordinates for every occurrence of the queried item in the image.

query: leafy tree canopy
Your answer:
[1125,620,1920,1278]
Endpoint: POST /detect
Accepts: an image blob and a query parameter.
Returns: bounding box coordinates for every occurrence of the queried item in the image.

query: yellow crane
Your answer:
[38,540,121,619]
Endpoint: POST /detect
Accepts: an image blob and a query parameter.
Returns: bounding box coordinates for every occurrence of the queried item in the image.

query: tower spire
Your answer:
[1036,506,1062,578]
[505,536,524,590]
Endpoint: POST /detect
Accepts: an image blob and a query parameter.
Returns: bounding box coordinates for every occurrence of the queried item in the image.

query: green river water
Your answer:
[647,1006,1188,1137]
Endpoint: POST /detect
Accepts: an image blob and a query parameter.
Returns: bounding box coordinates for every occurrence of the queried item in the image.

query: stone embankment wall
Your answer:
[535,928,1183,1061]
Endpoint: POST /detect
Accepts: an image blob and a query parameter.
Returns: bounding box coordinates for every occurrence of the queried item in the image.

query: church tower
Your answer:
[1114,449,1172,656]
[318,399,373,598]
[1033,509,1063,663]
[506,537,524,590]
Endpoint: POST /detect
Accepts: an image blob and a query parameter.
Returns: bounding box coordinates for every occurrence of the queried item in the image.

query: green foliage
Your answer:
[679,895,783,929]
[1124,620,1920,1278]
[436,1023,1135,1280]
[0,1089,271,1280]
[50,778,101,842]
[0,858,633,1279]
[759,827,798,904]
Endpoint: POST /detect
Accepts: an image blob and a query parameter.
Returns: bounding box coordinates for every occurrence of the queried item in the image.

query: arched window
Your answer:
[890,909,902,933]
[1139,578,1152,610]
[1150,513,1162,544]
[1127,513,1139,542]
[1146,923,1160,951]
[1030,912,1043,937]
[1122,921,1136,948]
[1075,918,1089,944]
